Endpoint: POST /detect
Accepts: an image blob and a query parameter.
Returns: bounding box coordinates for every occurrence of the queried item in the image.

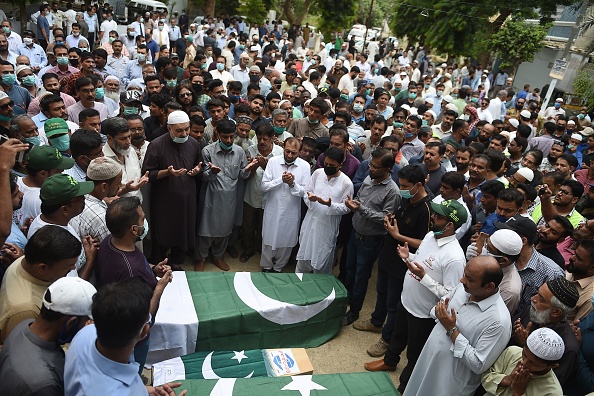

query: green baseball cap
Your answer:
[44,118,70,139]
[27,146,74,171]
[40,174,94,206]
[430,199,468,227]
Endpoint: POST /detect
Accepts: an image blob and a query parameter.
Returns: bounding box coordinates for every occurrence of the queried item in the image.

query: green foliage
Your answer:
[316,0,357,33]
[487,20,550,71]
[388,0,575,58]
[238,0,267,23]
[574,67,594,111]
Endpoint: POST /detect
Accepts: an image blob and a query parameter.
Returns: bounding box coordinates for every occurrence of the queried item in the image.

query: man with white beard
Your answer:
[104,76,121,106]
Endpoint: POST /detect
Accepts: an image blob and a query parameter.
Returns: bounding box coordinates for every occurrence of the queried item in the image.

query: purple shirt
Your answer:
[95,236,157,289]
[315,152,360,180]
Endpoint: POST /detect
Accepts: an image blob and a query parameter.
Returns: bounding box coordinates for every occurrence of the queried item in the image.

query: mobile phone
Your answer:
[0,134,8,145]
[16,142,33,164]
[538,187,547,196]
[201,162,211,171]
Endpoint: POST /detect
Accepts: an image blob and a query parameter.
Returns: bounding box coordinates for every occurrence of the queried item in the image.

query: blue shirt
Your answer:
[353,158,401,193]
[479,212,508,235]
[146,40,159,61]
[17,44,47,68]
[7,84,31,112]
[37,16,49,40]
[122,60,144,87]
[65,325,145,396]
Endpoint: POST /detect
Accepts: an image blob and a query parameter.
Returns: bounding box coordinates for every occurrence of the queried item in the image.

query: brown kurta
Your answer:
[142,133,201,251]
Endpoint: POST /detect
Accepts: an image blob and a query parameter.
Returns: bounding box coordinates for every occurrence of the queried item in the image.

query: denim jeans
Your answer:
[344,232,384,315]
[370,266,403,342]
[134,337,151,375]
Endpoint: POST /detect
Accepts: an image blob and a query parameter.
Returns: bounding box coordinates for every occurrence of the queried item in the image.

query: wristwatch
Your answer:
[446,326,458,337]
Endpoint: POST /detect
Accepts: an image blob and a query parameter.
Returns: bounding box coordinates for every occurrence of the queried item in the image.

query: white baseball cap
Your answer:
[43,277,96,318]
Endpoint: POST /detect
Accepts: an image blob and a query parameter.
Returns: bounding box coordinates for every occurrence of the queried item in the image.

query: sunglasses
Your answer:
[553,140,566,147]
[180,92,193,97]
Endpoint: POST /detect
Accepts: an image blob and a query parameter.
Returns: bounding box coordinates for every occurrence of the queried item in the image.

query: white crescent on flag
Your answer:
[202,352,254,379]
[233,272,336,325]
[209,378,237,396]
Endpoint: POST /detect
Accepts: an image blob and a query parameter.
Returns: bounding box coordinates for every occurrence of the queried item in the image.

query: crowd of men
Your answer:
[0,2,592,395]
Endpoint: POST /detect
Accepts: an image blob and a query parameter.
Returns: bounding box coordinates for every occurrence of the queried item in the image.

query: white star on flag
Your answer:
[281,375,327,396]
[231,350,248,364]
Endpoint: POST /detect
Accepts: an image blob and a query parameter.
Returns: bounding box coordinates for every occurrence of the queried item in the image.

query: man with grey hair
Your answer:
[270,108,293,143]
[102,117,149,201]
[511,277,579,391]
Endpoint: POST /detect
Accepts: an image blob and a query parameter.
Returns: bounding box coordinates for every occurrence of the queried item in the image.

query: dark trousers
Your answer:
[337,212,354,282]
[383,302,435,393]
[370,268,403,343]
[242,202,263,255]
[152,244,185,265]
[38,39,47,50]
[88,32,96,49]
[344,232,384,315]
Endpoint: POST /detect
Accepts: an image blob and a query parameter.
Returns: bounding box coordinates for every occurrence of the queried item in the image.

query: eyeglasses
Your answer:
[553,140,566,146]
[0,100,14,110]
[485,238,504,258]
[129,127,144,133]
[180,92,193,97]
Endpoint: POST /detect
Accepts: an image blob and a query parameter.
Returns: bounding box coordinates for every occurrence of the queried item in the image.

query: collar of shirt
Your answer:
[435,233,457,247]
[465,289,502,312]
[85,193,108,209]
[214,141,237,154]
[465,179,485,192]
[17,260,51,287]
[89,330,140,385]
[568,273,594,290]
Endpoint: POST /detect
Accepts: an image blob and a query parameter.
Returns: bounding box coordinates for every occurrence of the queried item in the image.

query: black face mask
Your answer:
[324,165,339,176]
[249,75,260,83]
[192,83,203,94]
[556,125,565,132]
[70,58,79,67]
[57,316,82,345]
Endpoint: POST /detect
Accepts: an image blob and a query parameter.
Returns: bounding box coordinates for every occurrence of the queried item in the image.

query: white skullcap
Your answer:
[555,98,563,103]
[527,327,565,361]
[443,95,453,103]
[445,103,458,114]
[409,107,418,116]
[425,98,434,105]
[441,63,447,68]
[401,104,411,111]
[105,75,119,83]
[0,91,8,100]
[426,109,437,120]
[499,131,510,140]
[304,99,313,107]
[444,73,452,79]
[509,119,519,128]
[490,229,523,256]
[568,120,576,125]
[520,110,531,119]
[278,99,291,108]
[15,64,32,76]
[571,133,583,141]
[168,110,190,125]
[516,167,534,182]
[87,157,122,180]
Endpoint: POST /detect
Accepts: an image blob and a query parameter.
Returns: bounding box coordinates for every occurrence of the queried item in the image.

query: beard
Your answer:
[529,305,552,325]
[105,89,120,103]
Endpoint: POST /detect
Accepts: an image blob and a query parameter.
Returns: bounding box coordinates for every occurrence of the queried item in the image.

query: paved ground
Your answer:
[148,246,407,391]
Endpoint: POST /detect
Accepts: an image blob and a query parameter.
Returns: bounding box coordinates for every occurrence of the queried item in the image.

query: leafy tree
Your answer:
[488,20,550,74]
[238,0,268,23]
[315,0,357,33]
[574,66,594,111]
[388,0,576,58]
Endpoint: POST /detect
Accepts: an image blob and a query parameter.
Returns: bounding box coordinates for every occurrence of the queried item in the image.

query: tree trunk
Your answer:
[282,0,312,25]
[491,10,511,31]
[204,0,216,18]
[19,3,27,33]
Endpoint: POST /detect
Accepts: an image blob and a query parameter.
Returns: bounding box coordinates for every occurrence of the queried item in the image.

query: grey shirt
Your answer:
[352,175,399,236]
[199,142,250,237]
[287,117,329,139]
[0,319,64,396]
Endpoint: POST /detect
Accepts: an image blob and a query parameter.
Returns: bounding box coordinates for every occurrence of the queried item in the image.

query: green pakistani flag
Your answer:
[153,350,268,386]
[188,272,348,351]
[173,372,399,395]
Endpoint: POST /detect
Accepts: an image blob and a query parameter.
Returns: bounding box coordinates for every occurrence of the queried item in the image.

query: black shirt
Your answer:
[144,116,164,141]
[537,245,566,269]
[377,192,434,278]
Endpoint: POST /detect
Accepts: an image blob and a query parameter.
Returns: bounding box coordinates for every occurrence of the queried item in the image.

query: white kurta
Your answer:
[296,169,353,271]
[261,156,311,249]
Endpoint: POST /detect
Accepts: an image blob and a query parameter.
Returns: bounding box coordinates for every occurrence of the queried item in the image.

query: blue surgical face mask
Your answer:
[399,185,417,199]
[554,103,561,109]
[216,62,225,71]
[166,80,177,88]
[2,73,16,86]
[471,97,479,103]
[228,94,240,102]
[421,119,428,126]
[393,122,404,128]
[95,87,104,99]
[25,135,41,146]
[172,135,189,144]
[21,75,36,86]
[51,134,70,152]
[306,116,319,124]
[57,56,70,66]
[365,89,370,96]
[219,140,233,150]
[451,93,458,99]
[433,224,448,236]
[409,92,417,99]
[273,125,286,134]
[123,106,139,115]
[405,133,414,138]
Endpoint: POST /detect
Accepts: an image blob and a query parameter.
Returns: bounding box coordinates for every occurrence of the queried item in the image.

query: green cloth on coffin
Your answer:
[183,350,267,379]
[174,372,399,395]
[187,272,348,350]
